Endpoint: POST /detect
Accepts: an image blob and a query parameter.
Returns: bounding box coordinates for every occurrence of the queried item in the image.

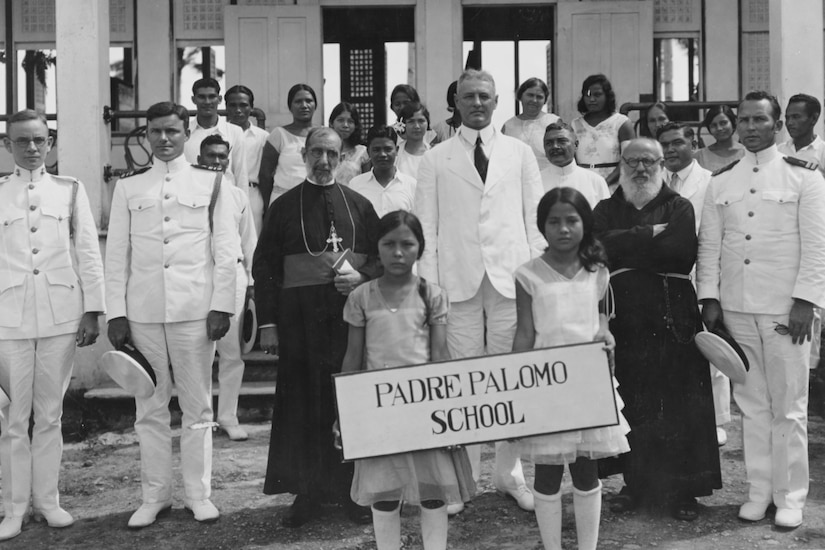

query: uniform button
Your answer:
[745,234,752,240]
[744,259,751,265]
[29,205,36,211]
[28,184,34,190]
[2,221,7,226]
[165,176,172,182]
[163,238,170,244]
[748,211,754,217]
[164,263,170,269]
[164,194,171,199]
[32,248,39,254]
[164,216,171,222]
[30,226,37,233]
[753,167,759,173]
[750,188,756,194]
[33,268,39,274]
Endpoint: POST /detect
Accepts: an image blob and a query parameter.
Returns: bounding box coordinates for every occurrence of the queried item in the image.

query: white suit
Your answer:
[415,125,544,490]
[0,166,105,517]
[697,145,825,511]
[106,155,236,505]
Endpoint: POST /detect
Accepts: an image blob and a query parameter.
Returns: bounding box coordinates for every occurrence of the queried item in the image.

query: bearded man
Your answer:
[593,138,721,521]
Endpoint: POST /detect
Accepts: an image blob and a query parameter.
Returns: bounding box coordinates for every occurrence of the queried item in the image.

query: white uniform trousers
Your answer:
[216,264,247,427]
[130,320,215,503]
[710,365,731,426]
[447,273,527,491]
[248,184,265,237]
[725,310,810,510]
[0,334,75,517]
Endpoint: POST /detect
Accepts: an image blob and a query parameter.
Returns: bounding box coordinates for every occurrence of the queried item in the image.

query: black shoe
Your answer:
[671,495,699,522]
[609,486,638,513]
[343,501,372,525]
[283,494,319,528]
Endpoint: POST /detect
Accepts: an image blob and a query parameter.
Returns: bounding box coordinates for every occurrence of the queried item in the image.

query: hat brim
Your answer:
[695,328,750,384]
[102,344,157,399]
[240,296,257,355]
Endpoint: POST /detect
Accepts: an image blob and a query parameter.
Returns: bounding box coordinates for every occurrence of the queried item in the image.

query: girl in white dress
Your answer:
[395,102,430,180]
[513,187,630,550]
[338,211,474,550]
[329,102,369,185]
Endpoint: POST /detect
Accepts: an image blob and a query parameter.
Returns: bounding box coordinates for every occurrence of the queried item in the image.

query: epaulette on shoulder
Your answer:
[192,163,223,172]
[50,174,79,184]
[783,156,820,171]
[119,166,151,179]
[711,159,740,177]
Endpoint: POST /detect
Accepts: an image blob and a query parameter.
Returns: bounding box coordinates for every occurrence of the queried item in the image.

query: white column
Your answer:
[136,0,174,107]
[704,0,739,101]
[55,0,110,225]
[416,0,462,122]
[769,0,825,136]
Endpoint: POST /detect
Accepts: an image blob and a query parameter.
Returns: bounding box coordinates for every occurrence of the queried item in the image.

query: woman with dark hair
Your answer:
[694,105,744,172]
[431,80,461,144]
[329,102,369,186]
[502,77,560,171]
[571,74,635,189]
[389,83,436,145]
[396,102,431,179]
[257,83,318,207]
[642,102,670,138]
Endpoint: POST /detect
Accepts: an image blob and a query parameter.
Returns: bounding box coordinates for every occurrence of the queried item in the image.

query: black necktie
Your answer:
[474,135,488,184]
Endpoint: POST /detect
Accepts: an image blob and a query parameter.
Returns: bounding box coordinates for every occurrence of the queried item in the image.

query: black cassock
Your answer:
[594,185,722,502]
[253,180,381,500]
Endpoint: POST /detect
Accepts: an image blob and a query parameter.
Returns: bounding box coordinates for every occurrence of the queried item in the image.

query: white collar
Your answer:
[191,116,227,133]
[744,144,779,165]
[306,176,336,187]
[152,155,189,174]
[458,124,495,146]
[667,159,696,181]
[13,164,47,182]
[546,159,577,177]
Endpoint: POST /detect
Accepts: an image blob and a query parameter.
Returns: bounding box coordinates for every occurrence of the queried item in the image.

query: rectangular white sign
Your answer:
[333,341,618,461]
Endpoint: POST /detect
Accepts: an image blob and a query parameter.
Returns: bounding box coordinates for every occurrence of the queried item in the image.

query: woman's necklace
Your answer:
[299,182,356,257]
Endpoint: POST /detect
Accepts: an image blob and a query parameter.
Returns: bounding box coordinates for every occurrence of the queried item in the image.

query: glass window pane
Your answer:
[655,38,700,101]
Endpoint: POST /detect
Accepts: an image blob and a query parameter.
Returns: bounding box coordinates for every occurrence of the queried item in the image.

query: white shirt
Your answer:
[697,144,825,314]
[457,124,495,162]
[349,169,417,218]
[778,135,825,177]
[183,116,249,188]
[539,160,610,209]
[241,124,269,186]
[226,184,258,284]
[664,159,711,233]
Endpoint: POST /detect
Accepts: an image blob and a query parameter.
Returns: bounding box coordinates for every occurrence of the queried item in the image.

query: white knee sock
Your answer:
[573,482,602,550]
[533,489,562,550]
[371,506,401,550]
[420,504,448,550]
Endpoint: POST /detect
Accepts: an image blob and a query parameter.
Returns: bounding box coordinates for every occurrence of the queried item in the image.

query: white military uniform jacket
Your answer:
[697,145,825,314]
[105,156,237,323]
[0,166,105,339]
[664,159,711,233]
[415,125,545,301]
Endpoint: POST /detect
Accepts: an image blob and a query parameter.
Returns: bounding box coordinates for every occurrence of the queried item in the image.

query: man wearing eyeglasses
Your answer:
[0,109,105,540]
[253,127,380,527]
[593,138,722,522]
[698,91,825,529]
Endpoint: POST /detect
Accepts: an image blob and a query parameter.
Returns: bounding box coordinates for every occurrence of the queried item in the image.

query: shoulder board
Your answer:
[50,174,79,184]
[0,174,10,183]
[711,159,740,177]
[119,166,151,179]
[192,164,223,172]
[783,156,820,171]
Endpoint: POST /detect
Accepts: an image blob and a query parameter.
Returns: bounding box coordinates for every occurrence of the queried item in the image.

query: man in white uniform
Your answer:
[539,121,610,208]
[656,121,729,447]
[0,109,105,541]
[698,91,825,529]
[106,101,237,528]
[198,135,258,441]
[183,78,249,189]
[415,68,546,514]
[226,84,269,234]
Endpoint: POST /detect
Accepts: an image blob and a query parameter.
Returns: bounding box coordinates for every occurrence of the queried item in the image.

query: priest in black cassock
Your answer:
[253,127,381,527]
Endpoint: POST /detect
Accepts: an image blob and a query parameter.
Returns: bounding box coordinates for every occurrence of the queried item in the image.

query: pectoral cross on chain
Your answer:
[326,222,343,253]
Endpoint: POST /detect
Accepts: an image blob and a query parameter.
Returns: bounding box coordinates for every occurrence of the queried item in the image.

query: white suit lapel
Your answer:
[446,136,485,190]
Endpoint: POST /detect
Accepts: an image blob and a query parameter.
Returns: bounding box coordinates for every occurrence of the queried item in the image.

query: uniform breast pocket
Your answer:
[40,205,69,241]
[761,189,799,229]
[128,197,158,234]
[714,191,746,225]
[45,267,83,325]
[0,272,27,328]
[0,207,28,244]
[176,194,212,230]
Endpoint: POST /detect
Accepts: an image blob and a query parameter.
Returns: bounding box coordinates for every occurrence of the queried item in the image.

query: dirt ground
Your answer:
[2,405,825,549]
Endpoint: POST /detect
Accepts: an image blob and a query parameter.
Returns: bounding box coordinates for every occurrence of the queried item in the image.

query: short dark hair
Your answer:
[390,84,420,104]
[787,93,821,118]
[225,84,255,107]
[655,121,694,141]
[7,108,47,126]
[544,121,576,137]
[577,74,617,115]
[446,81,458,110]
[516,78,549,101]
[399,101,430,126]
[702,105,737,131]
[378,210,425,259]
[192,77,221,95]
[146,102,190,130]
[365,125,399,148]
[287,83,317,108]
[536,187,607,272]
[328,102,363,146]
[741,91,782,121]
[200,134,230,156]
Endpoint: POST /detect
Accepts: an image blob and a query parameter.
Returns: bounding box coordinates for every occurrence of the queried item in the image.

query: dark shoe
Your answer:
[343,501,371,525]
[282,494,319,528]
[671,496,699,522]
[609,487,638,513]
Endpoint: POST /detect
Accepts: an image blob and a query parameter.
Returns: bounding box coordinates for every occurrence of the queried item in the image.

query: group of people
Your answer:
[0,66,823,550]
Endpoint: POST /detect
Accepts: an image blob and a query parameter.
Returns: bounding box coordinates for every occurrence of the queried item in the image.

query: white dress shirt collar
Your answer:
[546,159,577,177]
[458,124,495,147]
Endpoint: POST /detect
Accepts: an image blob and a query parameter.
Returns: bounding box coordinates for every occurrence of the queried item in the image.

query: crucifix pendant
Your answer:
[326,222,343,252]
